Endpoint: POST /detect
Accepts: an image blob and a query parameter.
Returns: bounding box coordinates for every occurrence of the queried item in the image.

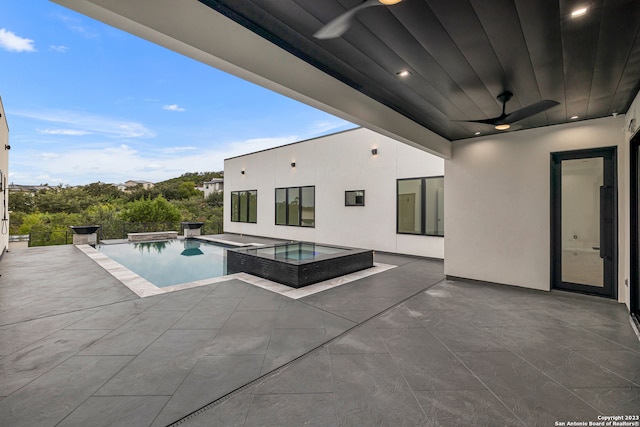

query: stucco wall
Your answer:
[0,98,9,256]
[445,116,627,300]
[224,127,445,258]
[623,91,640,308]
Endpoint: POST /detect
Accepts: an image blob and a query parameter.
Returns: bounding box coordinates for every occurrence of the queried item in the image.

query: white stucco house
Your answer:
[123,179,154,191]
[224,127,445,259]
[198,178,224,198]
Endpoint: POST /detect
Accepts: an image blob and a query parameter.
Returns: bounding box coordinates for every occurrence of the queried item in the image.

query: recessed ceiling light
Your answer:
[474,131,481,135]
[396,70,411,77]
[570,115,579,119]
[379,0,402,5]
[495,124,510,131]
[571,7,588,18]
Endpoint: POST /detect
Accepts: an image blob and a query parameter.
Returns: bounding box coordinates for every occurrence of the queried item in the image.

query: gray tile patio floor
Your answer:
[1,241,638,426]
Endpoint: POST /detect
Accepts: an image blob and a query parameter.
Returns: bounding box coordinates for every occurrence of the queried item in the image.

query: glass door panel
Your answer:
[561,158,604,287]
[551,147,616,298]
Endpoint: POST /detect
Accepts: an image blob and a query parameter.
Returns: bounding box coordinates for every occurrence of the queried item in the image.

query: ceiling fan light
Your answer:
[571,7,588,18]
[495,124,510,131]
[378,0,402,5]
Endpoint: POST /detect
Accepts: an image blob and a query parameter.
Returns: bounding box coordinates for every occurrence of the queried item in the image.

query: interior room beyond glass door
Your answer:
[561,158,604,287]
[551,148,616,298]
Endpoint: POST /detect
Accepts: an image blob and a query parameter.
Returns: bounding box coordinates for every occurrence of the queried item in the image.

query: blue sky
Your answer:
[0,1,355,185]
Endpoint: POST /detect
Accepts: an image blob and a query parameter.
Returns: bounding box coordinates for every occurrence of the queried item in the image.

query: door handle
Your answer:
[599,185,612,259]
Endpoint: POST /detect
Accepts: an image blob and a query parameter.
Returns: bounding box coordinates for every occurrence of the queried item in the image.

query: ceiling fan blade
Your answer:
[502,100,560,124]
[314,0,382,39]
[455,117,505,126]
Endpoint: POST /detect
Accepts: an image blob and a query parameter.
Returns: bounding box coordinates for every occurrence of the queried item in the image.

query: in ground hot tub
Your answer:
[226,242,373,288]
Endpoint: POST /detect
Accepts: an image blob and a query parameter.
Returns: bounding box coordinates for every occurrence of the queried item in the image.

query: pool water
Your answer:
[253,242,345,261]
[97,239,229,287]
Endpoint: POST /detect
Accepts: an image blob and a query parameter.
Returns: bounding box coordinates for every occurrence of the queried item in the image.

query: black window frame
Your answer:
[230,190,257,223]
[396,176,444,237]
[274,185,315,228]
[345,190,365,206]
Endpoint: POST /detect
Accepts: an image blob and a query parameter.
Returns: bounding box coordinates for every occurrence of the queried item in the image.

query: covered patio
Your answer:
[0,238,637,426]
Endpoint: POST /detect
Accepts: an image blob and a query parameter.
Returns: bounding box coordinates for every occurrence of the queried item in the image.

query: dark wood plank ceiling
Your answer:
[200,0,640,140]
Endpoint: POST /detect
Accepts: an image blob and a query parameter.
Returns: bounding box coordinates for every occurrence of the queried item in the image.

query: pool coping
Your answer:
[75,244,396,299]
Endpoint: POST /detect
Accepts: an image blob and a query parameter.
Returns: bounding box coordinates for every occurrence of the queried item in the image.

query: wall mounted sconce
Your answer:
[241,170,245,175]
[291,162,296,168]
[371,148,378,155]
[4,145,10,150]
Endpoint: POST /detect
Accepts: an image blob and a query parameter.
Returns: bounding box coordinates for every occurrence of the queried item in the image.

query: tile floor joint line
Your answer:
[423,328,529,426]
[629,316,640,343]
[165,277,447,427]
[0,302,121,330]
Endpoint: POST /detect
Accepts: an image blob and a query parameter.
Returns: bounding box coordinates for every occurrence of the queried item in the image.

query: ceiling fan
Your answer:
[461,91,560,130]
[314,0,403,39]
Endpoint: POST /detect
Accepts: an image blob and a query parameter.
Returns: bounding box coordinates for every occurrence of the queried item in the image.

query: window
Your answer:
[397,177,444,236]
[275,188,287,225]
[275,186,315,227]
[345,190,365,206]
[231,190,257,223]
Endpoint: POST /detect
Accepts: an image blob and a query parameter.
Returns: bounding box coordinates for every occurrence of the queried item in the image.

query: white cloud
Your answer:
[305,119,356,137]
[53,14,100,39]
[160,146,197,154]
[69,25,99,39]
[49,45,69,53]
[15,110,155,139]
[35,174,64,184]
[144,164,165,170]
[0,28,36,52]
[163,104,186,112]
[9,135,298,185]
[37,128,91,136]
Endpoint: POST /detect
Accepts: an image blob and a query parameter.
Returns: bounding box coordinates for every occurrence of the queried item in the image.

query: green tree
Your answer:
[121,195,181,223]
[124,185,160,202]
[154,180,200,200]
[18,212,83,246]
[8,191,36,213]
[82,203,123,240]
[205,191,224,208]
[83,182,122,200]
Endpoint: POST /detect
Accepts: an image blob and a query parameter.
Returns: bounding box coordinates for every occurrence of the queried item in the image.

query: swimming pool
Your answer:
[227,242,374,288]
[96,239,231,287]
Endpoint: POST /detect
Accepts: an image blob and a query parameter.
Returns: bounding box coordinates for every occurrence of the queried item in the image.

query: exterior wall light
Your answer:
[371,148,378,155]
[291,162,296,168]
[241,170,245,175]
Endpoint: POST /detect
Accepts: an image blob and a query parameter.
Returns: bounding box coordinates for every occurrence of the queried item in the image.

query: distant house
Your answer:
[8,184,52,192]
[198,178,223,198]
[121,180,155,191]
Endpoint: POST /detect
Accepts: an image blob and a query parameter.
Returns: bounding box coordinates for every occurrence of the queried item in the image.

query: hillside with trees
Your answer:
[9,172,224,246]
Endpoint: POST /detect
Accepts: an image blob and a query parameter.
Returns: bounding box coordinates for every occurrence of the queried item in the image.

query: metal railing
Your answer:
[20,219,224,247]
[28,230,72,247]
